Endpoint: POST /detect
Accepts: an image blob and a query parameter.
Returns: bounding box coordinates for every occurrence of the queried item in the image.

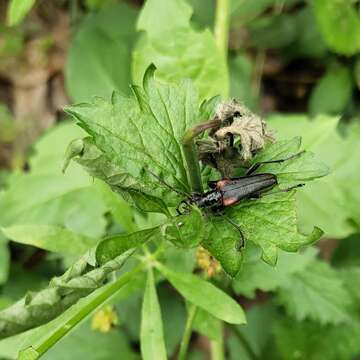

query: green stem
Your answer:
[178,304,198,360]
[181,119,221,193]
[214,0,231,58]
[231,325,258,360]
[33,264,144,358]
[210,328,225,360]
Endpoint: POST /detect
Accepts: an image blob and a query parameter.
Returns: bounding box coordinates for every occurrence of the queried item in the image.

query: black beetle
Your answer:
[149,152,304,248]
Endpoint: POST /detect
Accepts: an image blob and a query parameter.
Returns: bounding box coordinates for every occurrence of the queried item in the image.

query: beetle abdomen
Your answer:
[220,173,277,206]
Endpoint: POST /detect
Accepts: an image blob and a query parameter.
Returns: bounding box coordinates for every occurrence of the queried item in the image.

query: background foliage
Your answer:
[0,0,360,359]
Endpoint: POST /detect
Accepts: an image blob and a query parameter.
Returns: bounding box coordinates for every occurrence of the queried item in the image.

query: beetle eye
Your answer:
[233,111,241,117]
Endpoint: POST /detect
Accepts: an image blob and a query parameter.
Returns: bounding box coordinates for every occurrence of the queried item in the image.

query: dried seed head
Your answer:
[214,112,274,161]
[196,99,275,176]
[215,99,251,123]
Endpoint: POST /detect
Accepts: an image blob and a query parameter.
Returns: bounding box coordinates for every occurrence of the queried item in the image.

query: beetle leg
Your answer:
[176,200,191,215]
[258,183,305,198]
[224,216,245,250]
[246,151,305,175]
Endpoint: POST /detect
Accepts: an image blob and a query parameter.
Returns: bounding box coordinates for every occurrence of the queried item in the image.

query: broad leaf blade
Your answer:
[157,264,246,324]
[7,0,36,26]
[133,0,228,101]
[277,259,352,325]
[1,225,97,256]
[65,4,138,102]
[312,0,360,55]
[65,66,200,208]
[96,226,162,265]
[229,191,323,266]
[269,114,360,238]
[140,268,167,360]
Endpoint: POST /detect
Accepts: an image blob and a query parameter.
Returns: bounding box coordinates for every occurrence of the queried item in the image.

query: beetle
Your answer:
[149,151,304,249]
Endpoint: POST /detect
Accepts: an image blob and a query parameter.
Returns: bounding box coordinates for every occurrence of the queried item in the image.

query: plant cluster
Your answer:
[0,0,360,360]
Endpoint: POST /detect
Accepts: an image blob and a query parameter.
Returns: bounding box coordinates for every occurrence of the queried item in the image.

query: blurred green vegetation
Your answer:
[0,0,360,359]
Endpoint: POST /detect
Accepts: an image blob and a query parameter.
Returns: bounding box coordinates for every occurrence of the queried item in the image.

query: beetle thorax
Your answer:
[191,191,222,209]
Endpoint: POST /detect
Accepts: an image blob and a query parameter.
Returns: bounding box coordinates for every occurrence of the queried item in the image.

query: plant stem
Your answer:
[178,303,198,360]
[33,264,144,358]
[231,325,258,360]
[210,322,225,360]
[214,0,231,58]
[181,119,221,193]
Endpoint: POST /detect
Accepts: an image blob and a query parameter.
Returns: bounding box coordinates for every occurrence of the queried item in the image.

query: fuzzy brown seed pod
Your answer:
[195,100,275,177]
[213,100,274,161]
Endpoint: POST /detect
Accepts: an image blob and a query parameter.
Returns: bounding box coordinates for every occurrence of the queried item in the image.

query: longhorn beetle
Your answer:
[149,152,305,249]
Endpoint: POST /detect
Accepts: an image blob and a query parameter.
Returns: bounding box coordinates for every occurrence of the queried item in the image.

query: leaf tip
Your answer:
[143,63,157,89]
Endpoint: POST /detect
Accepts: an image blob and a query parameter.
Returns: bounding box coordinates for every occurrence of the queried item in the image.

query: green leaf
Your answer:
[229,54,258,110]
[309,63,353,115]
[0,123,108,239]
[274,316,360,360]
[42,320,139,360]
[157,264,246,324]
[65,4,138,103]
[233,246,318,298]
[231,0,276,25]
[65,66,201,209]
[201,216,244,277]
[268,114,360,238]
[205,137,326,274]
[95,226,162,265]
[276,259,352,325]
[0,239,9,285]
[6,0,36,26]
[164,207,204,248]
[355,57,360,91]
[192,308,222,341]
[228,303,277,360]
[0,274,143,358]
[312,0,360,55]
[285,6,327,59]
[1,225,97,256]
[248,14,297,49]
[132,0,229,101]
[140,268,167,360]
[332,234,360,268]
[0,250,134,339]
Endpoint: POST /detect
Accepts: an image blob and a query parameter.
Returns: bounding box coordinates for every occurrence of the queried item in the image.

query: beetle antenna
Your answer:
[146,169,189,197]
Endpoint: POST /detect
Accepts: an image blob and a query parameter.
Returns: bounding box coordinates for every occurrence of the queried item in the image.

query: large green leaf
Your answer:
[0,272,144,359]
[6,0,36,26]
[157,264,246,324]
[65,66,199,208]
[274,316,360,360]
[1,225,97,256]
[0,250,134,340]
[140,269,167,360]
[66,69,327,276]
[233,246,317,298]
[132,0,228,101]
[0,239,9,285]
[65,3,138,102]
[0,123,110,239]
[309,63,353,115]
[312,0,360,55]
[96,226,162,265]
[248,14,297,49]
[268,114,360,238]
[276,259,352,325]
